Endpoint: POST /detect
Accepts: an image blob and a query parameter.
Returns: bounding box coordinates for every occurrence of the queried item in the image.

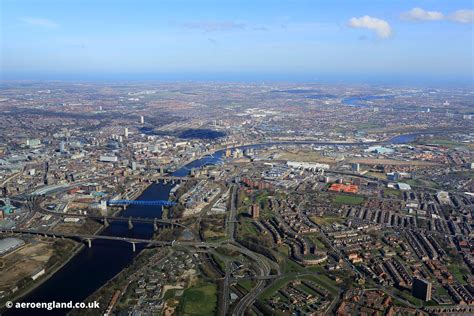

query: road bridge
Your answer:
[0,229,216,252]
[147,176,190,184]
[106,199,177,207]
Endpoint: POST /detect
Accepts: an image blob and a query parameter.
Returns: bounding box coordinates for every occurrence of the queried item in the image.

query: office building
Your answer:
[99,155,118,163]
[351,163,360,172]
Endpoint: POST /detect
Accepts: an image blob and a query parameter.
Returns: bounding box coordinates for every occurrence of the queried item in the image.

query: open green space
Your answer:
[237,279,255,292]
[276,244,289,256]
[395,288,424,307]
[210,253,226,272]
[281,258,305,274]
[259,274,338,300]
[405,179,440,190]
[447,264,468,283]
[180,282,217,315]
[239,219,259,236]
[333,194,365,205]
[163,288,182,300]
[418,138,473,149]
[203,228,226,241]
[309,216,344,226]
[383,188,402,198]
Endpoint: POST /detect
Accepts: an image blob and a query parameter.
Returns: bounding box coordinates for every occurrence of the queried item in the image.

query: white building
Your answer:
[99,155,118,163]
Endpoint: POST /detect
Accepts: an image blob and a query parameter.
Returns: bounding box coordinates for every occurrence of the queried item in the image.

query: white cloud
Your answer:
[449,9,474,23]
[401,8,473,24]
[401,8,444,21]
[348,16,392,39]
[19,17,58,28]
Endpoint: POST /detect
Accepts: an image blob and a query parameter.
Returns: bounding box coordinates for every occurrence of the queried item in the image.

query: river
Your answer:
[5,133,421,315]
[5,180,176,315]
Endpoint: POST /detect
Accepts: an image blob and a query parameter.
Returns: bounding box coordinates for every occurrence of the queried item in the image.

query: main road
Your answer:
[230,244,273,316]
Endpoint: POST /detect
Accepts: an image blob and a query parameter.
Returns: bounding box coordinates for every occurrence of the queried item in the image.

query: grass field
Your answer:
[281,258,305,274]
[311,237,328,250]
[333,194,364,205]
[210,253,226,272]
[278,150,336,164]
[405,179,440,190]
[447,264,468,284]
[309,216,344,226]
[260,274,338,300]
[203,229,226,241]
[237,279,255,292]
[276,244,289,256]
[383,188,402,198]
[349,157,439,166]
[239,219,259,236]
[420,138,474,150]
[181,282,217,315]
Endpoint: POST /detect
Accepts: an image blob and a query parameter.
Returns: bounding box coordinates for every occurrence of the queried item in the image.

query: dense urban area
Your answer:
[0,82,473,315]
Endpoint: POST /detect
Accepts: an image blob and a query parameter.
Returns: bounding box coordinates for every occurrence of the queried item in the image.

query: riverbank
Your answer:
[0,222,105,312]
[1,241,83,310]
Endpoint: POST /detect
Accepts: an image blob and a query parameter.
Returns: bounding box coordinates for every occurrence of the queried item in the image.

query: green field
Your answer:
[260,274,338,300]
[181,283,217,315]
[405,179,440,190]
[333,194,364,205]
[420,138,473,149]
[276,244,289,256]
[309,216,344,226]
[210,253,226,272]
[281,258,305,274]
[383,188,402,198]
[237,279,255,292]
[447,264,468,283]
[239,219,259,236]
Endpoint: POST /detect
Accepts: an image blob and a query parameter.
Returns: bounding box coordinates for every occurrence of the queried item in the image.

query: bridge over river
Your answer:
[1,228,216,252]
[106,199,176,207]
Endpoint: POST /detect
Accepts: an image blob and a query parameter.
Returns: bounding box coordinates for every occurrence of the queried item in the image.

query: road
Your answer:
[219,260,231,316]
[231,244,272,316]
[226,184,238,240]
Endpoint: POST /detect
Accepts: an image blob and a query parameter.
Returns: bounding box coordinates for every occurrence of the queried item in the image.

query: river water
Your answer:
[5,134,419,315]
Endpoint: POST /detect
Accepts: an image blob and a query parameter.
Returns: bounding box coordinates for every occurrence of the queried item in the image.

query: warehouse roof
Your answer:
[0,237,25,255]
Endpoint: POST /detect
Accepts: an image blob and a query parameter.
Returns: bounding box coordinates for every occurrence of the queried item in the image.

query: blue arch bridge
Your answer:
[107,200,177,207]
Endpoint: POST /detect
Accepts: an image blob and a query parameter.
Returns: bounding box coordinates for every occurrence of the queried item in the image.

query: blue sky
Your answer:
[1,0,473,84]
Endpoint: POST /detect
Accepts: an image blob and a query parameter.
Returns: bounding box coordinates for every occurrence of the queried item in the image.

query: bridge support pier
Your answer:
[86,239,92,248]
[131,242,136,252]
[103,217,109,227]
[128,217,134,230]
[153,218,159,232]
